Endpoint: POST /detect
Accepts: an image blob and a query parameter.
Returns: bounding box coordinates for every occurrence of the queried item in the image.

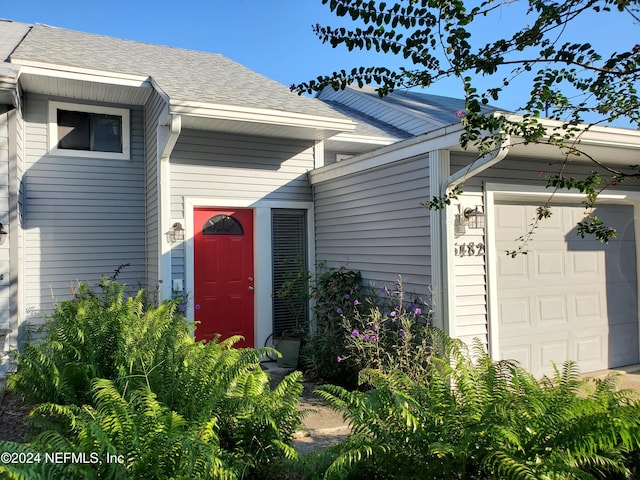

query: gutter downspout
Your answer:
[157,112,181,301]
[440,135,511,339]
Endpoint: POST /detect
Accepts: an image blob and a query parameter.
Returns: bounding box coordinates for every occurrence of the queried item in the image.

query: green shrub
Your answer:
[1,379,234,479]
[8,279,145,405]
[301,267,364,385]
[318,334,640,479]
[339,279,433,380]
[5,279,303,479]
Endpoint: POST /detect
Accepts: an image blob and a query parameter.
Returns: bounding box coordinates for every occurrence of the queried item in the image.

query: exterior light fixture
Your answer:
[0,223,8,245]
[455,206,486,237]
[463,206,486,230]
[167,222,185,243]
[454,213,466,237]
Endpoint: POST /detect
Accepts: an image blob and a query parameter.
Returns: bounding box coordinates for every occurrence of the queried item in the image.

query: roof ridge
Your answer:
[29,23,228,60]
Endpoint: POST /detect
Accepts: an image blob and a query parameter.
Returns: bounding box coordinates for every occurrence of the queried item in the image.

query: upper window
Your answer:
[49,102,130,160]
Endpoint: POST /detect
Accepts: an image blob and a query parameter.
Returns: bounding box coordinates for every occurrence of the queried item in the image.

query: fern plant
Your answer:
[8,280,147,405]
[1,379,236,479]
[6,279,304,478]
[319,332,640,480]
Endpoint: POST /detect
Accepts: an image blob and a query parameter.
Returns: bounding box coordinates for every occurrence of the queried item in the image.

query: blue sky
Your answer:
[2,0,635,119]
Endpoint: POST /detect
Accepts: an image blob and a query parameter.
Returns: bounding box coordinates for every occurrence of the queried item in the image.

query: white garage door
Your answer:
[495,203,638,377]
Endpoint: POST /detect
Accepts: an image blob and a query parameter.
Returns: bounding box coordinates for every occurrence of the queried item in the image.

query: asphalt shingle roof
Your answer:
[9,23,346,119]
[0,20,30,78]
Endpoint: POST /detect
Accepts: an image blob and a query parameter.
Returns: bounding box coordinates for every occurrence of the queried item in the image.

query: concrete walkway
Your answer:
[261,361,350,454]
[264,362,640,455]
[585,364,640,390]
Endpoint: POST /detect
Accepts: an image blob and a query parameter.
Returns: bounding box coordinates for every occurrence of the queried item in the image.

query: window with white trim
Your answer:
[49,102,130,160]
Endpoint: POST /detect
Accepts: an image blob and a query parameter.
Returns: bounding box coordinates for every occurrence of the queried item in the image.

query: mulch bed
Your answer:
[0,388,34,443]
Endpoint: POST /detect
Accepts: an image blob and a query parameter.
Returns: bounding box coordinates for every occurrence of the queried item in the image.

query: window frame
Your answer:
[48,101,130,160]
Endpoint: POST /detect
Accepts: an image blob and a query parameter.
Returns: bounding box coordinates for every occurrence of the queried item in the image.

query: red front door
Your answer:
[194,207,254,347]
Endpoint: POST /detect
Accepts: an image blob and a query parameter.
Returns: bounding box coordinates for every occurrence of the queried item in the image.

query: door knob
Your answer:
[248,286,254,291]
[248,276,254,282]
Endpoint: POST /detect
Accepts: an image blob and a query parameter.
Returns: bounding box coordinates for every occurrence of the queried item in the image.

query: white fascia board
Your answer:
[486,182,640,204]
[169,100,357,132]
[13,61,152,88]
[330,132,399,145]
[309,123,464,184]
[503,113,640,149]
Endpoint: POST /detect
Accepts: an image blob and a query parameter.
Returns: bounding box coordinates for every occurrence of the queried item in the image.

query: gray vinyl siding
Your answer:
[170,130,314,217]
[313,156,432,297]
[22,95,146,322]
[0,107,10,372]
[144,90,167,291]
[169,129,315,284]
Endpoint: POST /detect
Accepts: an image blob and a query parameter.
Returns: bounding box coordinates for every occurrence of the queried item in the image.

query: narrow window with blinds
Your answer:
[272,209,308,336]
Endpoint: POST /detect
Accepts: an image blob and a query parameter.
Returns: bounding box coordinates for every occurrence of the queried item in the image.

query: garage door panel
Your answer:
[495,203,638,377]
[500,345,532,372]
[499,297,531,326]
[535,250,565,276]
[576,336,603,364]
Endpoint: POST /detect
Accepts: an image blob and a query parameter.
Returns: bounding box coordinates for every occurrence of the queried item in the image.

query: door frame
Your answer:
[184,197,315,349]
[484,183,640,367]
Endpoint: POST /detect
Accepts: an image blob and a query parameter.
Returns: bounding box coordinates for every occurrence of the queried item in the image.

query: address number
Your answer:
[455,242,485,257]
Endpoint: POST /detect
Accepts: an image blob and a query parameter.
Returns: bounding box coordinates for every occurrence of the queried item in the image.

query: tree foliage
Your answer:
[295,0,640,245]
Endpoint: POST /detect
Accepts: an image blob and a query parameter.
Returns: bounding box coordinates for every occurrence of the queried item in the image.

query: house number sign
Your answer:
[454,242,485,257]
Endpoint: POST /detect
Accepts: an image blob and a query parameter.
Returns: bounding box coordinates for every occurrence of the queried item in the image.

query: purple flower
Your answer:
[179,304,187,312]
[363,333,370,341]
[455,110,466,119]
[369,335,377,342]
[608,227,617,232]
[390,311,396,317]
[408,304,416,312]
[337,356,343,363]
[400,330,406,338]
[415,308,422,315]
[354,299,360,306]
[351,329,359,338]
[538,171,547,177]
[372,324,378,331]
[344,293,350,300]
[337,307,343,314]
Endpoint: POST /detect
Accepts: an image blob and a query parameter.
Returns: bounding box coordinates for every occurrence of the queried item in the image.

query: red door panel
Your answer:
[194,208,254,347]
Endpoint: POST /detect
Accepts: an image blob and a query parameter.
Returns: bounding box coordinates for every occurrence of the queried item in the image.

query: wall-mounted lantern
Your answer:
[463,206,486,230]
[167,222,185,243]
[0,223,8,246]
[454,206,486,237]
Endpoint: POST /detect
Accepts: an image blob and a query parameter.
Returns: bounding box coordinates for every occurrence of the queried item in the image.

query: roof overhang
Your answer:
[0,73,18,106]
[310,122,464,184]
[505,116,640,166]
[310,114,640,184]
[13,61,153,105]
[11,59,357,140]
[169,100,356,141]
